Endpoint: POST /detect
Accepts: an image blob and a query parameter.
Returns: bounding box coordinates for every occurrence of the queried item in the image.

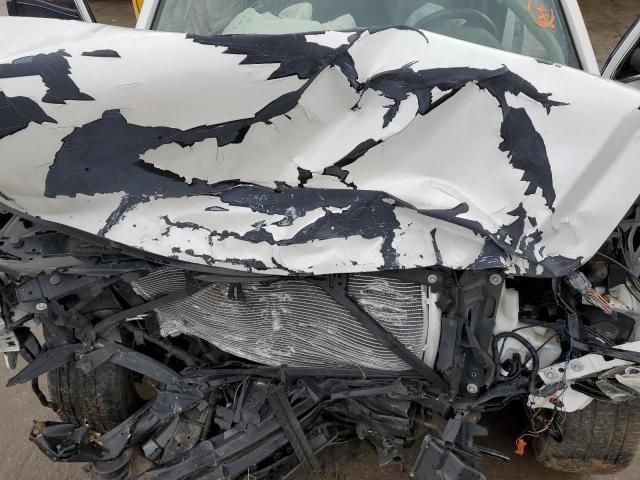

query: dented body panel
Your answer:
[4,13,640,480]
[1,18,640,277]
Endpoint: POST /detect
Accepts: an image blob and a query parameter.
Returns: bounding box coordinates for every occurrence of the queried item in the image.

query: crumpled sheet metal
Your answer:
[1,19,640,277]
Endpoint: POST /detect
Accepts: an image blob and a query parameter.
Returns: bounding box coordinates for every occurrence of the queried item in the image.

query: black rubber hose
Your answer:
[492,332,540,394]
[31,378,55,410]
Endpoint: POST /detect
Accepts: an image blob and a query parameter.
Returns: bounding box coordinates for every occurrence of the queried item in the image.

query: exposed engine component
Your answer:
[2,210,640,480]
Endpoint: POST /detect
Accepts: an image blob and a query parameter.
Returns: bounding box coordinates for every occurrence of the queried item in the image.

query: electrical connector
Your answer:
[566,271,592,294]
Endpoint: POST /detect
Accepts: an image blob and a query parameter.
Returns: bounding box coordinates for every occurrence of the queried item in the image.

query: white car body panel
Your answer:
[532,341,640,412]
[1,18,640,276]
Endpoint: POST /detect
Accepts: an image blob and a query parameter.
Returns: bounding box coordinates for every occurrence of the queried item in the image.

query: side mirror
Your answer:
[603,16,640,89]
[6,0,94,22]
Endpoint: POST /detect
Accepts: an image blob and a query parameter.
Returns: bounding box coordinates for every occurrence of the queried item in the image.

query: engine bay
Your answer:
[2,205,640,479]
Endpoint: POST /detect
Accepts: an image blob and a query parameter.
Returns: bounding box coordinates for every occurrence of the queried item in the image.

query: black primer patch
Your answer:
[479,74,562,209]
[322,166,356,189]
[297,168,313,187]
[188,32,353,81]
[45,110,219,198]
[81,50,121,58]
[161,215,207,233]
[97,193,147,237]
[269,257,301,274]
[157,185,400,269]
[334,139,383,168]
[217,186,401,269]
[430,229,443,265]
[0,50,94,104]
[0,190,14,202]
[418,203,486,238]
[182,247,269,272]
[0,92,56,139]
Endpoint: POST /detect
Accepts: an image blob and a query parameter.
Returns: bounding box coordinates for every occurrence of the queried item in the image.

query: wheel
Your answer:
[534,399,640,474]
[48,361,142,433]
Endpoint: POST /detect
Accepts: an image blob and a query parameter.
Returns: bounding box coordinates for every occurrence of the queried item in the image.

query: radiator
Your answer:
[133,268,433,371]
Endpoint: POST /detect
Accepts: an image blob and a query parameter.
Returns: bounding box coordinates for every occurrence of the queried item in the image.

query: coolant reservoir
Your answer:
[493,288,562,369]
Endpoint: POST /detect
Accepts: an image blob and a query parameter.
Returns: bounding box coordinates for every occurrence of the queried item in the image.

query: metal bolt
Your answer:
[571,362,584,373]
[489,274,503,286]
[427,274,438,285]
[35,302,48,312]
[49,275,61,285]
[467,412,481,423]
[544,370,557,380]
[466,383,479,394]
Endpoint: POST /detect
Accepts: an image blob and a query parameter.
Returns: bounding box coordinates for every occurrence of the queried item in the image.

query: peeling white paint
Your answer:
[1,18,640,277]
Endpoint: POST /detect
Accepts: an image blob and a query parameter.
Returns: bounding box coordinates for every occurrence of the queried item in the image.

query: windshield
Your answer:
[152,0,579,67]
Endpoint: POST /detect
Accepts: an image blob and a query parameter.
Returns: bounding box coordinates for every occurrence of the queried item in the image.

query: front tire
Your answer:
[534,399,640,474]
[48,361,141,433]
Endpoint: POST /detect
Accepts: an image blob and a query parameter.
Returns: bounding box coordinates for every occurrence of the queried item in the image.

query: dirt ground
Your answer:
[0,1,640,479]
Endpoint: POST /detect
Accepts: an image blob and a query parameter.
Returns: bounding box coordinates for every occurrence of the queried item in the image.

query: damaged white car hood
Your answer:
[1,18,640,276]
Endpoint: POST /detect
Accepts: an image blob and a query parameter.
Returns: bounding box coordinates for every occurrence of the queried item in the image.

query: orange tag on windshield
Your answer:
[527,1,556,30]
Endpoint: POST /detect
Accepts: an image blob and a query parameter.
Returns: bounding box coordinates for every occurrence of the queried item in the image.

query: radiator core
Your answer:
[134,269,432,371]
